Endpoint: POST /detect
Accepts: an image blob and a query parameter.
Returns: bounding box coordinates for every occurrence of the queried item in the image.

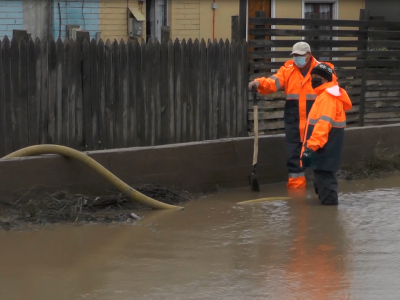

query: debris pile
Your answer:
[0,184,194,230]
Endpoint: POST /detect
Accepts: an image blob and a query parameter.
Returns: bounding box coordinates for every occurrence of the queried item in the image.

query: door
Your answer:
[146,0,168,42]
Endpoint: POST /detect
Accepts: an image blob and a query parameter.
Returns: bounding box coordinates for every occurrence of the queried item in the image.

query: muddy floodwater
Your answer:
[2,176,400,300]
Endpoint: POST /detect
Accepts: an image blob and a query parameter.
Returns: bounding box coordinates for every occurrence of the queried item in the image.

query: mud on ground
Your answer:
[0,184,194,231]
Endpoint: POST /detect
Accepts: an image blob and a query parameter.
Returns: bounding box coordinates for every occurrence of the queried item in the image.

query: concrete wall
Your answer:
[0,0,23,39]
[1,124,400,202]
[366,0,400,22]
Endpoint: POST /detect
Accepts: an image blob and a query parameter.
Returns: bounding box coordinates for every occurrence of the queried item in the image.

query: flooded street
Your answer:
[2,176,400,300]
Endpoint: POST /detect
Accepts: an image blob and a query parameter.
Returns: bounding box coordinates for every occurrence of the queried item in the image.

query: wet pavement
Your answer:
[1,176,400,300]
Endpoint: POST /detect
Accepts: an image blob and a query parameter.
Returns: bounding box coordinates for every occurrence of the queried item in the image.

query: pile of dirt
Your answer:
[0,184,194,231]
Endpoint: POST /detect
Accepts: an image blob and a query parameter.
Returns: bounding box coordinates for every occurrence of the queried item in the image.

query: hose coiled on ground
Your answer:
[2,145,183,210]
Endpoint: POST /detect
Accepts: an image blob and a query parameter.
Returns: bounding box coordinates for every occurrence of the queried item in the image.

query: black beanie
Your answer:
[311,63,333,82]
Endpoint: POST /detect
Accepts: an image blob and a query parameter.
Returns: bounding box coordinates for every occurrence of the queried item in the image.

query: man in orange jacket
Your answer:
[248,42,330,189]
[301,63,352,205]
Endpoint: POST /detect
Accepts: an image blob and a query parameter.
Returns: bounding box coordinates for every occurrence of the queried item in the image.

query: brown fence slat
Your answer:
[133,40,144,146]
[47,38,57,145]
[218,39,226,138]
[174,39,181,143]
[118,39,128,148]
[62,39,70,146]
[105,40,114,148]
[3,37,12,153]
[187,39,195,141]
[200,39,208,140]
[224,39,231,138]
[113,39,122,148]
[97,39,106,149]
[167,40,175,144]
[212,39,219,139]
[82,39,92,149]
[55,38,63,145]
[206,39,214,140]
[160,40,169,145]
[127,40,135,147]
[0,40,4,156]
[194,39,201,141]
[90,39,99,149]
[146,39,155,146]
[68,38,77,148]
[139,40,147,146]
[40,39,49,145]
[249,17,400,29]
[11,38,20,150]
[19,38,28,149]
[27,38,38,147]
[180,39,188,143]
[154,40,161,145]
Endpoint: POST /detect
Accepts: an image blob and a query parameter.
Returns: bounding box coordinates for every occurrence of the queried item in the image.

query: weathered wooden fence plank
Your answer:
[104,40,114,148]
[180,39,188,143]
[68,38,76,148]
[19,38,28,149]
[138,40,147,146]
[0,40,4,156]
[167,40,175,144]
[10,38,20,150]
[119,39,129,148]
[200,39,208,141]
[212,39,219,140]
[134,40,144,146]
[224,39,231,138]
[62,39,70,146]
[90,39,99,149]
[97,39,106,149]
[230,41,238,137]
[194,39,201,141]
[127,40,135,147]
[174,39,182,143]
[55,38,63,145]
[47,38,57,145]
[218,39,226,139]
[160,40,169,145]
[3,37,12,153]
[27,38,39,147]
[113,39,123,148]
[154,40,161,145]
[146,39,155,146]
[82,39,92,149]
[187,39,195,141]
[40,38,49,145]
[206,39,213,140]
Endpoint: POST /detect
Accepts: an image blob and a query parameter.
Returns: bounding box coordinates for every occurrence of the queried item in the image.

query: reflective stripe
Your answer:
[286,94,299,100]
[306,94,317,100]
[269,75,282,90]
[309,115,346,127]
[289,172,305,178]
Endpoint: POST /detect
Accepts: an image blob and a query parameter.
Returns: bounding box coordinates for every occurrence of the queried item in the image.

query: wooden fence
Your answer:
[248,13,400,135]
[0,37,249,156]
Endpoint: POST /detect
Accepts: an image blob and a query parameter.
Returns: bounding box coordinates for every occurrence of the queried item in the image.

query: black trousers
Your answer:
[286,140,304,175]
[313,170,338,205]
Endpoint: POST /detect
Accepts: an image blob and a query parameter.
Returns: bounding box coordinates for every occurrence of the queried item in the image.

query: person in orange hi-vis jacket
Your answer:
[301,63,352,205]
[248,42,334,190]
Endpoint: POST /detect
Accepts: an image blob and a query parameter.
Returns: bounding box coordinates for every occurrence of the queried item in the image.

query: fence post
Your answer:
[358,9,369,127]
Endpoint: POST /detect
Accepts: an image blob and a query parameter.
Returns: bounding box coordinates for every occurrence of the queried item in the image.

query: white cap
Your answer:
[290,42,311,56]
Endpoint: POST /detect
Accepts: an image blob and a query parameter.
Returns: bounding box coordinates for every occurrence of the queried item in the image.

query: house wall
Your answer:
[99,0,145,42]
[51,0,100,40]
[170,0,239,41]
[0,0,23,39]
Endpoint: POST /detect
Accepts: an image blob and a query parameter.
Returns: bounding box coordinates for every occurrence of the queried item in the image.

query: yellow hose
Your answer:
[2,145,183,210]
[237,197,291,205]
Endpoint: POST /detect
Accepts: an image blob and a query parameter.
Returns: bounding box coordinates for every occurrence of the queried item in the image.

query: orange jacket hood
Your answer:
[314,82,352,111]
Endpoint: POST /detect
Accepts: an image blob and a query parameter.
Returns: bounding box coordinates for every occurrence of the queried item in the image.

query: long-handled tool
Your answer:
[248,86,260,192]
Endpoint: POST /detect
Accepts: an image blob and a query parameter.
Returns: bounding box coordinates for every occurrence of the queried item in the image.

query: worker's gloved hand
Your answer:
[301,147,315,168]
[248,80,260,90]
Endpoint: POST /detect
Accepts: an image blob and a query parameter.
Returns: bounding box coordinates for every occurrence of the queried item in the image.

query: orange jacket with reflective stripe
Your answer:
[301,82,352,171]
[255,57,332,142]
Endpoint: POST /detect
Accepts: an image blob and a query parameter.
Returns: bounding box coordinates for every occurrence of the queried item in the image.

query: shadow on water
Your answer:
[1,176,400,299]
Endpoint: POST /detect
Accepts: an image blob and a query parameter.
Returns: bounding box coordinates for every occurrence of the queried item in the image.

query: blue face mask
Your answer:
[293,56,307,68]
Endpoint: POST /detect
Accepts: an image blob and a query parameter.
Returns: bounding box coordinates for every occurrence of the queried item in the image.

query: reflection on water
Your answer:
[1,177,400,299]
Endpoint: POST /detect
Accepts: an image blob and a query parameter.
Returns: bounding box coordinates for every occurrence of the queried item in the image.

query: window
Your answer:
[304,2,335,61]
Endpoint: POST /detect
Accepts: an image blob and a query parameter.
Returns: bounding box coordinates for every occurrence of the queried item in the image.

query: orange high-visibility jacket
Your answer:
[301,82,352,171]
[255,57,331,142]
